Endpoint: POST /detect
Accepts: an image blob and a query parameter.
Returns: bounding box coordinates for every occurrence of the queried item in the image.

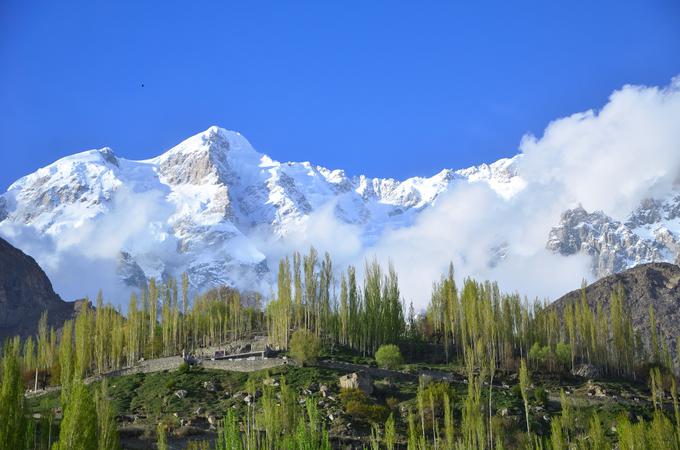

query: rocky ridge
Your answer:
[0,236,77,338]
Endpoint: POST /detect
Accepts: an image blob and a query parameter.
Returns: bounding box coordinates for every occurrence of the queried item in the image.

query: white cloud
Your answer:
[250,200,364,274]
[269,77,680,308]
[3,77,680,310]
[0,187,178,303]
[518,78,680,220]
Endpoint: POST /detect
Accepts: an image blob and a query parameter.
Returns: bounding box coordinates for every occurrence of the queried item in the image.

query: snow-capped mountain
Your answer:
[0,126,524,295]
[547,195,680,279]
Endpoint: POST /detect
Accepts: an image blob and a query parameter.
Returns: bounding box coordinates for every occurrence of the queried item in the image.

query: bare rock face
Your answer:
[116,251,148,289]
[547,206,667,278]
[547,194,680,280]
[552,262,680,365]
[0,197,7,222]
[339,372,373,395]
[0,237,76,337]
[571,363,600,379]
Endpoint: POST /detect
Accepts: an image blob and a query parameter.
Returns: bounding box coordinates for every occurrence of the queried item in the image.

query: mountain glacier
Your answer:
[0,126,524,296]
[2,125,679,301]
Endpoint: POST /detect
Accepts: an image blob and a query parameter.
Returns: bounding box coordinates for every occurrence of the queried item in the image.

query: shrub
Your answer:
[533,386,548,406]
[375,345,404,370]
[386,396,400,410]
[555,343,571,369]
[340,388,389,423]
[421,381,456,407]
[339,387,368,405]
[289,328,320,366]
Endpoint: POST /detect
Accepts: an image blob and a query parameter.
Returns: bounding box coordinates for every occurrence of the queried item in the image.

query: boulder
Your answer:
[174,389,188,399]
[572,363,600,379]
[207,415,218,428]
[319,385,329,397]
[339,371,373,395]
[586,382,607,398]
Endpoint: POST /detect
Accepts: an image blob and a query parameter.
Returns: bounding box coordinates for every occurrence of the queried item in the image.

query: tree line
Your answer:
[2,246,680,449]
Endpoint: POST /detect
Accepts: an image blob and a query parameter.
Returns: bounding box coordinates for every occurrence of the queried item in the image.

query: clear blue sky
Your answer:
[1,1,679,190]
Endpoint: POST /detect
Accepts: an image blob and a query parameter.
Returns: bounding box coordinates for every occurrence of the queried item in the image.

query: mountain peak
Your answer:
[159,126,258,158]
[155,126,261,186]
[0,126,534,300]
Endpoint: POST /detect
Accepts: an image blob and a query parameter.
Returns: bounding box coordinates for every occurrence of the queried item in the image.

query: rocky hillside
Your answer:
[552,262,680,362]
[0,237,76,338]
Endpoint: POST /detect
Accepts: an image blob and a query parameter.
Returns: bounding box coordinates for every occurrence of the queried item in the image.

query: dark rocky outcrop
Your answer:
[552,262,680,362]
[0,237,77,338]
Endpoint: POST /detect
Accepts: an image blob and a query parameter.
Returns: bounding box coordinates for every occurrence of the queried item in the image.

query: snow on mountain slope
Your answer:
[0,126,523,298]
[547,194,680,279]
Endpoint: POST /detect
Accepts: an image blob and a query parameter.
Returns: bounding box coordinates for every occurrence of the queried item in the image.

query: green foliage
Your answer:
[340,388,389,423]
[96,380,120,450]
[375,344,404,369]
[216,410,244,450]
[555,342,571,369]
[519,359,531,436]
[178,361,191,374]
[56,380,97,450]
[533,386,548,406]
[58,320,74,404]
[6,251,680,449]
[156,422,168,450]
[289,328,320,366]
[0,338,29,450]
[384,413,396,450]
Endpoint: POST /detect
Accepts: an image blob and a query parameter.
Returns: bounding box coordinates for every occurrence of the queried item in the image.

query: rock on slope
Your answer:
[0,237,77,338]
[552,262,680,363]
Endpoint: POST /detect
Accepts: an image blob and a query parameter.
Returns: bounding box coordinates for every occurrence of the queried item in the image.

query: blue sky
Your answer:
[1,0,679,190]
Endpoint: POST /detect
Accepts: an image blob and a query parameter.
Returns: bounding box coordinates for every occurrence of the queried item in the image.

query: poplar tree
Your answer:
[59,320,74,403]
[56,380,97,450]
[0,338,28,450]
[148,278,159,357]
[36,311,54,391]
[293,251,303,329]
[519,359,531,436]
[96,380,120,450]
[127,293,140,365]
[339,274,349,346]
[303,247,318,331]
[650,305,660,364]
[94,290,107,374]
[74,301,93,378]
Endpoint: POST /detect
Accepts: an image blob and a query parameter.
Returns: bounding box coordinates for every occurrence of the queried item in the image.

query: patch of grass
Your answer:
[26,390,61,415]
[321,347,376,366]
[272,366,339,391]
